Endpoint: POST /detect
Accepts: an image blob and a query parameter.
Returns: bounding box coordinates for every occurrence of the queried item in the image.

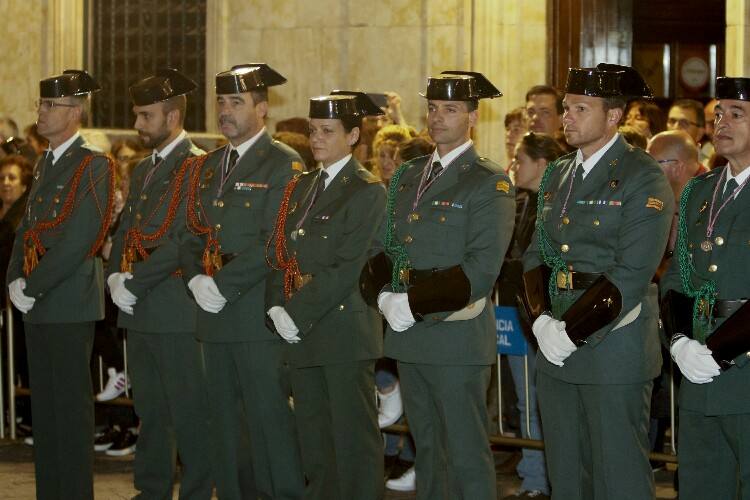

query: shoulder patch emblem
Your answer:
[291,161,304,172]
[646,197,664,211]
[496,180,510,193]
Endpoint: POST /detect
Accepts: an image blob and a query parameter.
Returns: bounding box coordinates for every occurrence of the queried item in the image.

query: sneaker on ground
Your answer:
[377,382,404,429]
[96,368,129,402]
[502,490,550,499]
[94,426,121,451]
[105,429,137,456]
[385,466,416,492]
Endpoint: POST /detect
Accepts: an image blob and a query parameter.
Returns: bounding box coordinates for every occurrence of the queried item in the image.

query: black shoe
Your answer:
[94,426,121,452]
[388,458,414,480]
[105,429,137,456]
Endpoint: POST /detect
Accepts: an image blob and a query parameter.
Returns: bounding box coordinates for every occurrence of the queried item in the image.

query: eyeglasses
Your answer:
[34,99,78,112]
[656,159,679,165]
[667,117,700,129]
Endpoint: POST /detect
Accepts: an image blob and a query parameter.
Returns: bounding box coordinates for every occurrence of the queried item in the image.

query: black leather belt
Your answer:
[220,253,238,267]
[398,267,444,286]
[713,299,748,318]
[556,271,602,290]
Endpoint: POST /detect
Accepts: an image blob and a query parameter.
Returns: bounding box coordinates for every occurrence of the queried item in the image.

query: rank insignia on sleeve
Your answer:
[496,180,510,193]
[291,161,304,172]
[645,197,664,211]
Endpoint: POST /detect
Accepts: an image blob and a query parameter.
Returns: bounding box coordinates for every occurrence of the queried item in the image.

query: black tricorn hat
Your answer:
[309,91,385,120]
[215,63,286,95]
[420,70,502,101]
[39,69,101,98]
[129,68,197,106]
[565,63,653,99]
[715,76,750,101]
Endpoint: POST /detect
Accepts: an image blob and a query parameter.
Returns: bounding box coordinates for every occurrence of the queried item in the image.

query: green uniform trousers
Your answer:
[289,360,383,500]
[127,331,213,500]
[536,371,653,500]
[397,362,496,500]
[678,409,750,500]
[202,340,303,500]
[25,322,95,500]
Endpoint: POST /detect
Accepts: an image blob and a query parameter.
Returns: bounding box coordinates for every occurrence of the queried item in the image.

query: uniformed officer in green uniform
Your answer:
[521,64,674,500]
[7,70,115,500]
[266,91,386,500]
[108,68,213,499]
[364,71,515,499]
[178,63,304,500]
[661,76,750,500]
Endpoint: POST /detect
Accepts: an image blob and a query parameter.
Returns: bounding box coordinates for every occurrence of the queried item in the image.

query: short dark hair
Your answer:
[672,99,706,127]
[626,100,667,134]
[273,131,314,170]
[0,154,33,188]
[161,95,187,126]
[602,96,627,112]
[250,88,269,105]
[465,99,478,112]
[519,132,565,163]
[526,85,563,115]
[504,106,526,127]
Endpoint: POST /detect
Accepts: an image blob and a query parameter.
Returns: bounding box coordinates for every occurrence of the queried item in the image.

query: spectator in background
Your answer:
[371,124,415,186]
[667,99,708,161]
[354,115,384,169]
[384,92,409,128]
[619,125,648,149]
[276,116,310,137]
[525,85,572,153]
[274,131,315,170]
[398,136,434,163]
[648,130,707,206]
[505,107,528,169]
[499,133,564,500]
[701,98,718,163]
[0,116,19,143]
[625,99,667,140]
[24,124,48,158]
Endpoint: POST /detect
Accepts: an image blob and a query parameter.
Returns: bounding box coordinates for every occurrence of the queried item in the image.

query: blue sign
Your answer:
[495,306,528,356]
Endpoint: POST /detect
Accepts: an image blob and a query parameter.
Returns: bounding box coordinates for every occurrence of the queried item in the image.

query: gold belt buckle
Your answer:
[556,271,573,290]
[398,267,411,286]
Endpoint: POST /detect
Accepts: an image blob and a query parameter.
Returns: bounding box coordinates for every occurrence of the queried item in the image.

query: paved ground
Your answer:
[0,440,677,499]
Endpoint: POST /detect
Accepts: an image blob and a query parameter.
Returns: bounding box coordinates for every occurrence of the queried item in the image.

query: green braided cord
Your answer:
[675,177,717,342]
[384,164,410,292]
[535,160,569,298]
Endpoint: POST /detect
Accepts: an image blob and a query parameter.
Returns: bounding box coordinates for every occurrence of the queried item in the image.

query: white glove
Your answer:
[8,278,35,313]
[188,275,227,313]
[670,336,721,384]
[267,306,301,343]
[109,272,136,314]
[378,292,416,332]
[532,314,577,366]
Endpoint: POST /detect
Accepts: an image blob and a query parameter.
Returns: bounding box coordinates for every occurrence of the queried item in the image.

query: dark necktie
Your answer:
[142,154,162,189]
[574,164,584,187]
[42,150,53,168]
[312,170,328,205]
[224,149,239,176]
[722,178,739,202]
[427,160,444,185]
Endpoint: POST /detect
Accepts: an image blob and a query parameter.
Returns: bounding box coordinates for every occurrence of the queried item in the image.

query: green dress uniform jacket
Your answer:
[523,135,674,500]
[266,157,386,500]
[178,130,305,500]
[110,137,202,332]
[180,131,300,342]
[7,135,113,500]
[373,145,515,500]
[524,136,674,384]
[380,146,515,365]
[661,166,750,500]
[8,136,111,322]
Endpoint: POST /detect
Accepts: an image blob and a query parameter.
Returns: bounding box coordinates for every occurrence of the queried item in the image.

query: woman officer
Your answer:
[266,91,387,500]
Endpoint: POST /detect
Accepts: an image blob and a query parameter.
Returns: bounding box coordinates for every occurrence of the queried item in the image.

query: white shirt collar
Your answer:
[322,154,352,188]
[49,131,81,164]
[433,139,473,169]
[724,164,750,197]
[152,130,187,163]
[575,133,620,179]
[231,126,266,161]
